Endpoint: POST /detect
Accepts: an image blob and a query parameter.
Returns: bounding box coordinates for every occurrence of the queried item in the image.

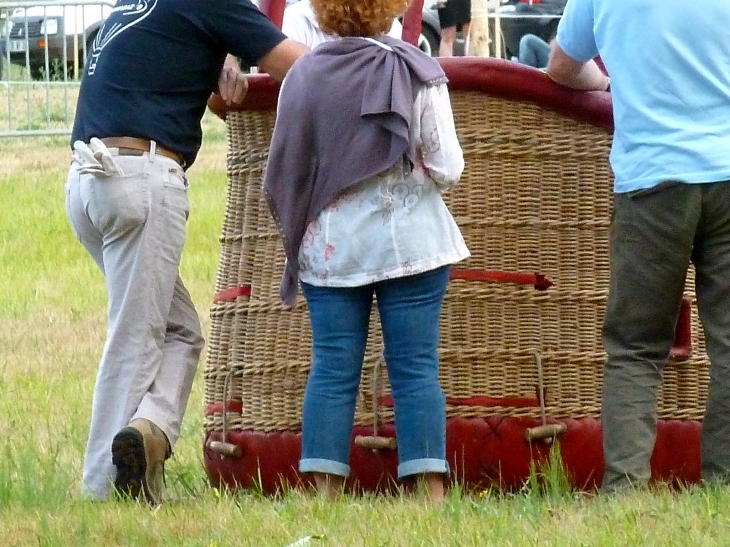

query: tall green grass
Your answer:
[2,125,730,546]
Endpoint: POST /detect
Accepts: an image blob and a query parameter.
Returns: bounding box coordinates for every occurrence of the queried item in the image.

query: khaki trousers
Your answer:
[602,180,730,491]
[65,149,204,499]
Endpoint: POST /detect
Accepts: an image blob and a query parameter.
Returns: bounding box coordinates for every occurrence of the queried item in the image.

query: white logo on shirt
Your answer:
[87,0,158,75]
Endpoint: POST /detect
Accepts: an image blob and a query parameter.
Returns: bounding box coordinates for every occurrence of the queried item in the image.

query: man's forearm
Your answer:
[546,41,610,92]
[257,38,310,82]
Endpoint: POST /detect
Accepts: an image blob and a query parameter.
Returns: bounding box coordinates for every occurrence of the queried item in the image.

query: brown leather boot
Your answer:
[111,418,171,505]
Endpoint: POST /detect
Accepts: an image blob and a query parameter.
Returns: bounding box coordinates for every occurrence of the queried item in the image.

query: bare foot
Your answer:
[419,473,445,504]
[312,472,345,500]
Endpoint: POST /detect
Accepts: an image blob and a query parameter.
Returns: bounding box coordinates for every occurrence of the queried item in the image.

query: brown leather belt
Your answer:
[100,137,184,167]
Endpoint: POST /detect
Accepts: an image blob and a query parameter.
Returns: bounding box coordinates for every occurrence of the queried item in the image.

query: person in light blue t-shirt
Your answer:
[546,0,730,493]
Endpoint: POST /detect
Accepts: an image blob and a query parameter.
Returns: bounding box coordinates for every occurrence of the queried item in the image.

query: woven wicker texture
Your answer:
[203,92,709,435]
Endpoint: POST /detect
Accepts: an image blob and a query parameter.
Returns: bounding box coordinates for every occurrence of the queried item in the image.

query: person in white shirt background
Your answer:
[282,0,403,48]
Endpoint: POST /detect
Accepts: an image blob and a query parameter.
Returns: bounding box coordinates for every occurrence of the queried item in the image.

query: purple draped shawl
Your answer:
[263,35,447,306]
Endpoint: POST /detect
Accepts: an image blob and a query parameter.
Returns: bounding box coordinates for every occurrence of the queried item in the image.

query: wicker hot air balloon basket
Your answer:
[202,58,708,493]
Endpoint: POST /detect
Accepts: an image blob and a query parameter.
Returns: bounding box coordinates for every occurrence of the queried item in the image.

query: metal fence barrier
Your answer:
[0,0,113,137]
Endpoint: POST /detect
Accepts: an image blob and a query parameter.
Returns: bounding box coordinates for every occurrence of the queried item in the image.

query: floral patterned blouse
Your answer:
[298,83,470,287]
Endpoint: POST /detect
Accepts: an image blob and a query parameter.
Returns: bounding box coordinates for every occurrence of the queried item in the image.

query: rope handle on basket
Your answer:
[206,370,242,458]
[355,356,397,451]
[365,351,565,446]
[524,351,567,443]
[206,283,250,456]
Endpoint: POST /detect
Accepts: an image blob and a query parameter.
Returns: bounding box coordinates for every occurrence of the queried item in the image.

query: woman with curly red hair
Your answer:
[282,0,402,49]
[264,0,469,502]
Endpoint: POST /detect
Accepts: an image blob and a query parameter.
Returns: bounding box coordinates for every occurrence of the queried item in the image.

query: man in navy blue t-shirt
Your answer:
[65,0,308,504]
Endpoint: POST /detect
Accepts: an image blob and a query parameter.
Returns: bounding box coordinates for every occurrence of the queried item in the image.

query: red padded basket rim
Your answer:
[207,57,613,132]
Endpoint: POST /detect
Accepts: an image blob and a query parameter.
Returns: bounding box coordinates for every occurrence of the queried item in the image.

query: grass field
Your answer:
[3,114,730,546]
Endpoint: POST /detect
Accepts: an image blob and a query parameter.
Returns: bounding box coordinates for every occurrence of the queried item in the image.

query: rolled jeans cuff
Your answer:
[398,458,450,478]
[300,458,350,477]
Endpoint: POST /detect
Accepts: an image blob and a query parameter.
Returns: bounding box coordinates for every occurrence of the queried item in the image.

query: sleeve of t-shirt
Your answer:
[555,0,598,63]
[211,0,288,67]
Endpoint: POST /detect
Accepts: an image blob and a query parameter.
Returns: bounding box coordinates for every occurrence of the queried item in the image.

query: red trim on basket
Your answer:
[206,401,244,415]
[208,396,543,415]
[669,297,693,361]
[213,285,251,303]
[449,269,553,291]
[378,395,540,409]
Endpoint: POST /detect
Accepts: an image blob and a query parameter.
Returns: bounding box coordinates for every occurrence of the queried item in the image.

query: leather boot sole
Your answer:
[112,426,153,503]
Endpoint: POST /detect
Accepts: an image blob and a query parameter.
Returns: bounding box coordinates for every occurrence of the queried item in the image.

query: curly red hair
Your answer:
[310,0,409,38]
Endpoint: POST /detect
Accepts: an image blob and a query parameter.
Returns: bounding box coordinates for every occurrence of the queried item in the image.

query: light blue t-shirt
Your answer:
[556,0,730,193]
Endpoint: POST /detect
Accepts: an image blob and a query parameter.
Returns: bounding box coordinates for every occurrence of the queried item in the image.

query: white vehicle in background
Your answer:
[0,0,112,79]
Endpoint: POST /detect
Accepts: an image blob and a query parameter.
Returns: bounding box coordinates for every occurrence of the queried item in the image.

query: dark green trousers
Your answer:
[602,180,730,492]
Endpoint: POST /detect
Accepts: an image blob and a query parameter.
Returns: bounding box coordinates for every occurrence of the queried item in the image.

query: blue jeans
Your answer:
[300,266,450,479]
[518,33,551,69]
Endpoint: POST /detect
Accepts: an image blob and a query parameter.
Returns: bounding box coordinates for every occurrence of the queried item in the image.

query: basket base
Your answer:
[203,417,701,494]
